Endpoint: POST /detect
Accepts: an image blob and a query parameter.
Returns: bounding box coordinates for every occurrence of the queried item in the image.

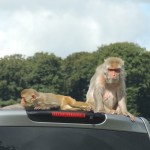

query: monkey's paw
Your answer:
[122,112,136,122]
[128,114,135,122]
[109,109,117,114]
[82,104,93,111]
[34,106,49,110]
[34,106,42,110]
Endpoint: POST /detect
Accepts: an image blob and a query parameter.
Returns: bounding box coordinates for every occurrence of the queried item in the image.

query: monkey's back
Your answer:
[39,92,62,106]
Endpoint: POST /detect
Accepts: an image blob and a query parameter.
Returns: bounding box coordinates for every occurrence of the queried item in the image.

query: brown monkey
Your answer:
[86,57,135,121]
[21,88,92,111]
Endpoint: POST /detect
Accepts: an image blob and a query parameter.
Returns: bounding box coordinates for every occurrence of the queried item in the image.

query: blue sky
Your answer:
[0,0,150,58]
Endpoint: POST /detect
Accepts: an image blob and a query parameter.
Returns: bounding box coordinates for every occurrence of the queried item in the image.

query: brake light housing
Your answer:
[27,110,105,124]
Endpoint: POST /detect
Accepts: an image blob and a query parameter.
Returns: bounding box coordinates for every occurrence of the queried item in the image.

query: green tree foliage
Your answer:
[93,42,145,64]
[61,52,97,100]
[0,54,29,100]
[135,52,150,119]
[26,52,63,93]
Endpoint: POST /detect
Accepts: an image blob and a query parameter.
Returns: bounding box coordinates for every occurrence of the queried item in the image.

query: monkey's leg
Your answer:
[71,101,93,111]
[100,107,118,114]
[61,103,83,111]
[115,106,122,114]
[61,97,92,111]
[61,105,82,111]
[67,97,93,111]
[60,97,82,111]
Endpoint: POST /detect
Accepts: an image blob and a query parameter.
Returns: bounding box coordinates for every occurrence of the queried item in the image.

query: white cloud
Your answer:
[0,0,150,58]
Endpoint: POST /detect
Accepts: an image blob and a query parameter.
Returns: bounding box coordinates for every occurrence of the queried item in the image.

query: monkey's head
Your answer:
[103,57,125,84]
[21,88,39,106]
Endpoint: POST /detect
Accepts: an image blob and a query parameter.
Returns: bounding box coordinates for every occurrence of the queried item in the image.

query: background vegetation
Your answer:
[0,42,150,120]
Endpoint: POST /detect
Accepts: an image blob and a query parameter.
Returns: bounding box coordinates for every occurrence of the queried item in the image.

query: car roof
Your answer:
[0,109,149,134]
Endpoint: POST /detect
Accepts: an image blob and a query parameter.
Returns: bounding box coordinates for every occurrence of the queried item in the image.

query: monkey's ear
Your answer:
[31,94,37,101]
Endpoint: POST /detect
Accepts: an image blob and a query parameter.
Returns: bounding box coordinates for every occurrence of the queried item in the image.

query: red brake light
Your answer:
[52,112,86,118]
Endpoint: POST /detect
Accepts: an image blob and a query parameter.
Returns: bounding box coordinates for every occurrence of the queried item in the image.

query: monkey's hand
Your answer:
[80,103,94,111]
[128,113,135,122]
[34,106,49,110]
[109,109,117,114]
[34,106,43,110]
[122,112,135,122]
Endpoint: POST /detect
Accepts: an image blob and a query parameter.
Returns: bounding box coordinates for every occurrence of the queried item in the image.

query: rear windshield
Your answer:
[0,126,150,150]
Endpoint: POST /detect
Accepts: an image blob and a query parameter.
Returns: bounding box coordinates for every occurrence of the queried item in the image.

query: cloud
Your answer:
[0,0,150,58]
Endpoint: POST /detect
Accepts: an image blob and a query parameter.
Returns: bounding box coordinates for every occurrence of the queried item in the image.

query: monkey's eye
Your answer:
[108,68,121,73]
[22,97,27,102]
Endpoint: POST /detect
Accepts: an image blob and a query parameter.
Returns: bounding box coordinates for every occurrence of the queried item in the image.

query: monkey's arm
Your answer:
[118,98,135,121]
[117,84,135,121]
[93,84,121,114]
[93,84,105,113]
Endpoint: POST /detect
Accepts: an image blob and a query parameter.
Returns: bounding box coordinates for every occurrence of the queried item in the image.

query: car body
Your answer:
[0,109,150,150]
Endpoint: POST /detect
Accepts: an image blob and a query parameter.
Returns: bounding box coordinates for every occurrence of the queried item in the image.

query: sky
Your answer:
[0,0,150,58]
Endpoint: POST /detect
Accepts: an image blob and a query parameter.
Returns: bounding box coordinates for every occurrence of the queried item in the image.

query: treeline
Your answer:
[0,42,150,120]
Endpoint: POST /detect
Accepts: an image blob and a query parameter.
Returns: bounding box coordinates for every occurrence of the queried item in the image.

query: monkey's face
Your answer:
[105,67,121,84]
[21,94,36,106]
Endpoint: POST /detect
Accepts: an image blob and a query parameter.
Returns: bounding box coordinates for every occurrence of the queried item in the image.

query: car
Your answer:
[0,109,150,150]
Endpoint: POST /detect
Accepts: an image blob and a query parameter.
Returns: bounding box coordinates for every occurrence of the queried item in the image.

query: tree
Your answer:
[26,52,63,93]
[61,52,97,100]
[0,54,29,100]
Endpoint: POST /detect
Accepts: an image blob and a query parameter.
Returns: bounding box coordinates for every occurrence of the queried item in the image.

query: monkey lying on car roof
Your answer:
[21,88,93,111]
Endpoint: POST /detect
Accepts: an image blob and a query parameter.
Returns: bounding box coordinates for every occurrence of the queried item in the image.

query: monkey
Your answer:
[86,57,135,121]
[21,88,93,111]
